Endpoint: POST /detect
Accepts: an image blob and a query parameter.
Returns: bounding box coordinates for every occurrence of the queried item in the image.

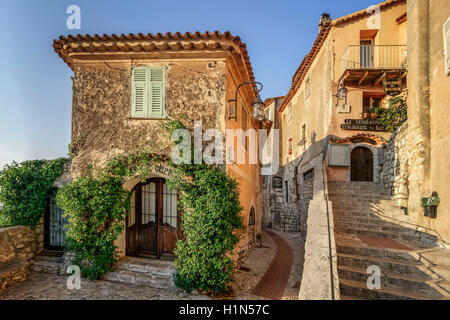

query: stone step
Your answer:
[337,265,445,299]
[339,278,435,300]
[334,221,415,234]
[337,253,433,279]
[105,270,174,289]
[30,260,64,275]
[429,265,450,280]
[115,259,175,277]
[420,249,450,267]
[105,257,176,289]
[335,226,422,242]
[34,255,64,264]
[336,243,419,263]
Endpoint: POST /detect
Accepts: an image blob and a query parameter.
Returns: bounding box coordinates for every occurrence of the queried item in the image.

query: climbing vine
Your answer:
[56,174,130,280]
[0,158,69,227]
[370,95,407,132]
[57,119,243,291]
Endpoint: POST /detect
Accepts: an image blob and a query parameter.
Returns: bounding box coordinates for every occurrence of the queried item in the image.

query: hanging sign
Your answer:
[341,119,386,132]
[383,78,402,96]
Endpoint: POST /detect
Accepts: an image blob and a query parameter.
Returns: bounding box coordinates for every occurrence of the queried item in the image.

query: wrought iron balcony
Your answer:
[340,45,407,86]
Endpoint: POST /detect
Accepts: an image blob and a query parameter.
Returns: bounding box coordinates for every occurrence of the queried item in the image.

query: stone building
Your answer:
[381,0,450,243]
[52,31,270,263]
[273,0,407,236]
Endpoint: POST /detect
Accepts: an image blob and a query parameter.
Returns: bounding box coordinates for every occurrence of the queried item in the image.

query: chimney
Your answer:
[319,13,332,31]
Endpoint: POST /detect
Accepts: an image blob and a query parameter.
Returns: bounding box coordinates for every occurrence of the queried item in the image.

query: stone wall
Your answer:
[70,61,226,178]
[298,154,340,300]
[381,122,409,207]
[0,225,42,292]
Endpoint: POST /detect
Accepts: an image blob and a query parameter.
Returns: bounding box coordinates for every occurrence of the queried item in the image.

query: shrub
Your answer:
[56,174,131,280]
[0,158,68,227]
[169,164,244,294]
[370,95,407,132]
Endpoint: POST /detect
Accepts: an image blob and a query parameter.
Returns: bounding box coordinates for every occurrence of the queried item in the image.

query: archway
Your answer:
[351,147,374,181]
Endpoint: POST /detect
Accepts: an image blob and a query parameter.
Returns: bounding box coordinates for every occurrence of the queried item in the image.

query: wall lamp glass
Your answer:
[228,81,264,122]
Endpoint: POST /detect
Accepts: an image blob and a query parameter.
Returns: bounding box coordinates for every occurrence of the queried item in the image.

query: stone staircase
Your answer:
[30,250,66,275]
[105,257,176,289]
[328,181,450,300]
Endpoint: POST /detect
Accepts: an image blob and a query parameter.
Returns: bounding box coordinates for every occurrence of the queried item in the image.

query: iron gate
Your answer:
[45,194,68,250]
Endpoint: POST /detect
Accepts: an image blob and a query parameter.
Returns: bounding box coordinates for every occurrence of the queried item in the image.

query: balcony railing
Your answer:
[341,45,407,75]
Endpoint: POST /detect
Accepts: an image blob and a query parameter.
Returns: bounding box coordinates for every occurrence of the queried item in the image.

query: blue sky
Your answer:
[0,0,379,168]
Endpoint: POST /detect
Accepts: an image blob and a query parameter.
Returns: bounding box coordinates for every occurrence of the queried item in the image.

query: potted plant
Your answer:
[369,106,383,119]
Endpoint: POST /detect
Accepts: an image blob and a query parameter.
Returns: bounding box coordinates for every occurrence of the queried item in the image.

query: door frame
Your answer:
[350,146,374,182]
[126,177,179,259]
[44,188,67,251]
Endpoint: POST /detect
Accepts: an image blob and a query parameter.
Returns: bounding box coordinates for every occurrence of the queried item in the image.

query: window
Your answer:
[300,124,306,145]
[248,207,255,226]
[284,181,289,202]
[362,95,383,117]
[303,169,314,181]
[305,77,311,99]
[131,66,166,118]
[287,103,293,122]
[287,138,293,155]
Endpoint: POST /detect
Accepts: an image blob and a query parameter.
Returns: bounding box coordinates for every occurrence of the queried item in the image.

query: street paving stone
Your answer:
[0,230,304,300]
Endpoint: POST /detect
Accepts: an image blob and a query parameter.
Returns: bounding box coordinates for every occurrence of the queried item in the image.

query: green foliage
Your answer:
[55,117,243,291]
[169,165,244,294]
[0,158,68,227]
[370,96,407,132]
[56,174,131,280]
[163,119,244,294]
[0,213,12,227]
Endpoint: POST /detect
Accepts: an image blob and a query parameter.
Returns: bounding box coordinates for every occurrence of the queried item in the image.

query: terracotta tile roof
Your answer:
[332,0,406,25]
[279,25,331,112]
[396,12,407,24]
[53,30,255,85]
[264,96,285,106]
[279,0,406,113]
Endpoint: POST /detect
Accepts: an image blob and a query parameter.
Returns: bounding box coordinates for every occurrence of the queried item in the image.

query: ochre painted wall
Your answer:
[406,0,450,242]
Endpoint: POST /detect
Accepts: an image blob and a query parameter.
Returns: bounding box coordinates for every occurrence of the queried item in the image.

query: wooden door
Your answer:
[351,147,373,182]
[126,178,179,259]
[360,40,374,68]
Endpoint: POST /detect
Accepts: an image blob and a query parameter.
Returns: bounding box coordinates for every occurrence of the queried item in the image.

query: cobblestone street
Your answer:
[0,230,303,300]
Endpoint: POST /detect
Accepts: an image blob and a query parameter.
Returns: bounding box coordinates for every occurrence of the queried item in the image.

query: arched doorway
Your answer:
[351,147,373,182]
[126,178,180,259]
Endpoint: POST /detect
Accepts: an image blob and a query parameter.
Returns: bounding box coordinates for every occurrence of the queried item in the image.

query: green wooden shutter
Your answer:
[131,67,148,118]
[148,67,165,118]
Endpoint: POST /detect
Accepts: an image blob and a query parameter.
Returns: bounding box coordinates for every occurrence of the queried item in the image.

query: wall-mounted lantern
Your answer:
[335,82,348,107]
[228,81,264,122]
[421,191,440,219]
[338,82,348,100]
[252,95,265,121]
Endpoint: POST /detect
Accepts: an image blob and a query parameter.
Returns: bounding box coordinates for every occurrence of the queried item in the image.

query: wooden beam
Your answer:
[342,71,351,81]
[358,71,369,85]
[401,72,407,79]
[374,72,386,86]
